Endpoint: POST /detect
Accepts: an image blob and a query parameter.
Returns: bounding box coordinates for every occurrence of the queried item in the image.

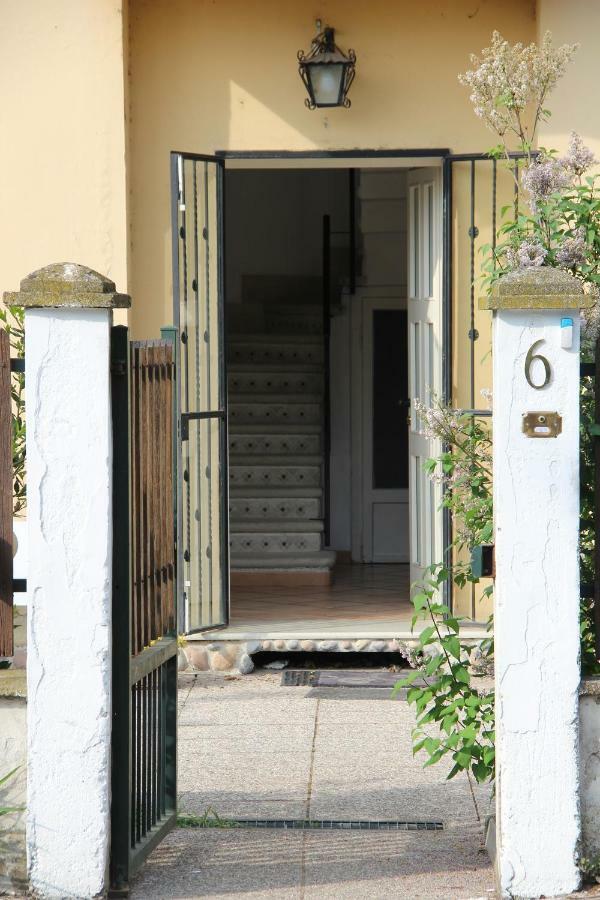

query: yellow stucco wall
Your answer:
[127,0,536,337]
[0,0,129,299]
[537,0,600,158]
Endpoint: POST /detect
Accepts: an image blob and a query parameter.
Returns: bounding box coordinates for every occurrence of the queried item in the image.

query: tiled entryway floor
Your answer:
[214,563,414,638]
[131,671,495,900]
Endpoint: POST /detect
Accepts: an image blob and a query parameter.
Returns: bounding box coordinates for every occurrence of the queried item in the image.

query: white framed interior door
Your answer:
[407,167,443,586]
[361,296,409,562]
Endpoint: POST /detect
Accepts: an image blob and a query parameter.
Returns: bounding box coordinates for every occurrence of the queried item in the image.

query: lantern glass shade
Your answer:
[307,63,345,107]
[298,27,356,109]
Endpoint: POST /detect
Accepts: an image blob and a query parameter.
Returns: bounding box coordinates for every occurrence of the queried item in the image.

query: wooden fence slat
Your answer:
[0,331,12,657]
[129,339,176,656]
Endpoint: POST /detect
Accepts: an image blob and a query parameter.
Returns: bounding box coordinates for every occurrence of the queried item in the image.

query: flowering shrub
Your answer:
[401,30,600,783]
[458,30,578,153]
[0,304,25,514]
[398,400,495,783]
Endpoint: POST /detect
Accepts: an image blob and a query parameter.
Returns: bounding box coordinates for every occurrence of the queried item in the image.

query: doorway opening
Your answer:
[172,153,444,640]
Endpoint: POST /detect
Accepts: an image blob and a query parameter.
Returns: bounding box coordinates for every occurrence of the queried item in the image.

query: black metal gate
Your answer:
[110,326,178,895]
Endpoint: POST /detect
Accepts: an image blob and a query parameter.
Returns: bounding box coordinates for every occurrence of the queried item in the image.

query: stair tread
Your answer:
[231,549,337,570]
[230,455,323,466]
[229,424,322,435]
[228,363,323,374]
[229,333,324,345]
[230,520,324,533]
[229,394,322,405]
[230,486,323,498]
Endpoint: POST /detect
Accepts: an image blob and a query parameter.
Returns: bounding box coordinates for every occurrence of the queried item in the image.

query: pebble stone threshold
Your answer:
[181,637,411,675]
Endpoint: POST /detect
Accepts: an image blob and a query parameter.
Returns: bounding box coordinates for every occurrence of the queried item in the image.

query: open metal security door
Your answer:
[407,168,443,586]
[171,152,229,632]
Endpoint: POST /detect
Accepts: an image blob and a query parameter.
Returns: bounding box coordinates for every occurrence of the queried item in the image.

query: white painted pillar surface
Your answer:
[4,264,130,899]
[490,268,584,899]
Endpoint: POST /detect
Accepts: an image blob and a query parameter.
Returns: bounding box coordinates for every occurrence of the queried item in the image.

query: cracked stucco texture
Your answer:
[26,308,112,899]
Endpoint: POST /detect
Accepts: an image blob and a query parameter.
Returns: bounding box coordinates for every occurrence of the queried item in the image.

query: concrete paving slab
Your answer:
[178,751,312,819]
[178,722,315,752]
[129,826,495,900]
[315,696,412,724]
[179,695,318,726]
[129,827,304,899]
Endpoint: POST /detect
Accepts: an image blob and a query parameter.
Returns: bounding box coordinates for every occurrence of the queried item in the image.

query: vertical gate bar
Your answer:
[160,328,178,635]
[165,655,177,814]
[130,684,136,849]
[135,681,142,843]
[131,346,140,655]
[441,157,453,611]
[145,672,151,835]
[181,160,192,633]
[193,162,204,625]
[109,325,132,891]
[0,331,13,658]
[217,159,230,626]
[204,161,215,624]
[595,337,600,660]
[151,347,163,638]
[160,663,166,817]
[158,348,166,635]
[152,667,157,827]
[140,677,146,838]
[469,159,476,412]
[492,158,497,267]
[171,154,186,636]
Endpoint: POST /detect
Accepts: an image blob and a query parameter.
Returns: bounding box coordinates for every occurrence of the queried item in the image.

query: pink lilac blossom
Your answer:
[560,132,597,176]
[521,157,571,207]
[556,227,587,267]
[516,239,547,267]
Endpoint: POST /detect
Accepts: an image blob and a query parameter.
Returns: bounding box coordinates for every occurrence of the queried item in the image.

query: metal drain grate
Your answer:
[179,816,444,831]
[281,669,319,686]
[233,818,444,831]
[281,669,418,689]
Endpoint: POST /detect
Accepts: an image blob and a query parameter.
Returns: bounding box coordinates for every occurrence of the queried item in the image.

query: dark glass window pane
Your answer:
[372,309,408,489]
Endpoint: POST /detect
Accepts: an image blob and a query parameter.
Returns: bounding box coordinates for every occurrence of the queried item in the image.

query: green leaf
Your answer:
[445,636,461,660]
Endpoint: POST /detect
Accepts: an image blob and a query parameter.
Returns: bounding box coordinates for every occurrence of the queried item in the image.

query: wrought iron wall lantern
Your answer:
[297,26,356,109]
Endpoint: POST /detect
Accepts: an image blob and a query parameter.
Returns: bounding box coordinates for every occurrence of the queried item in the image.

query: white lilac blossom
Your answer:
[458,31,578,141]
[560,132,597,177]
[581,285,600,348]
[521,157,570,208]
[516,239,547,267]
[556,227,587,267]
[480,388,493,409]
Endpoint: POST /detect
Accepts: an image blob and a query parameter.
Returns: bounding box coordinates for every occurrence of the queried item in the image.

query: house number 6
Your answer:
[525,339,551,389]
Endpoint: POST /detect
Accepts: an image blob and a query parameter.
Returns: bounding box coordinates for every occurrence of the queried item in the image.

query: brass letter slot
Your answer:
[522,412,562,438]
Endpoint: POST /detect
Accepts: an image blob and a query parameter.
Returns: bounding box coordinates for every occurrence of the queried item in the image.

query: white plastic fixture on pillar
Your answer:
[483,267,589,899]
[4,264,130,899]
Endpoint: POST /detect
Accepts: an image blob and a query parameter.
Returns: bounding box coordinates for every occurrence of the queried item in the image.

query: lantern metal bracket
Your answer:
[297,27,356,110]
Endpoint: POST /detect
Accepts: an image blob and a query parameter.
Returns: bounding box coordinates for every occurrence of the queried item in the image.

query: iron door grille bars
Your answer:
[171,151,229,633]
[110,327,178,894]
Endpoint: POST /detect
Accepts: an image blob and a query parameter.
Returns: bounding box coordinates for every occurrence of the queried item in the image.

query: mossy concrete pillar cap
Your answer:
[3,262,131,308]
[479,265,591,311]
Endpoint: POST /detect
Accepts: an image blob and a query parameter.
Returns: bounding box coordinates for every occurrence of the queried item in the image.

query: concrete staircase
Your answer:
[228,323,336,585]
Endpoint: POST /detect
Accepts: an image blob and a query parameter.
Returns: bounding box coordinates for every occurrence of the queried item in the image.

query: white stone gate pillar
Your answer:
[484,267,588,898]
[4,264,130,899]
